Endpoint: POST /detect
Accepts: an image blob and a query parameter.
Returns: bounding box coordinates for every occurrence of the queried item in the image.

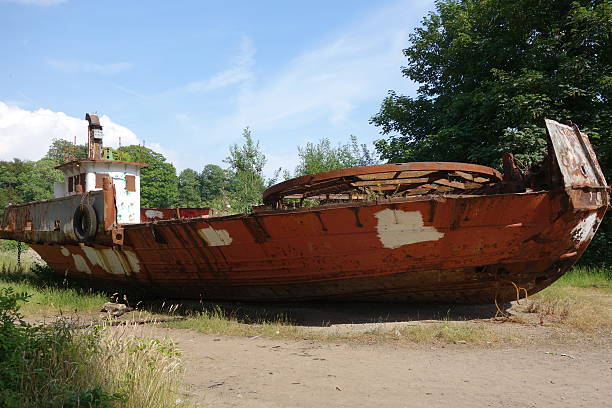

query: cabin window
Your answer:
[125,175,136,192]
[68,176,74,193]
[95,173,109,189]
[80,173,87,191]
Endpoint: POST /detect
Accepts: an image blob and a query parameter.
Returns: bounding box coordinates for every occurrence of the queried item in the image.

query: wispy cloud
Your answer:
[174,0,431,175]
[46,58,132,75]
[1,0,66,5]
[184,36,255,93]
[192,1,425,136]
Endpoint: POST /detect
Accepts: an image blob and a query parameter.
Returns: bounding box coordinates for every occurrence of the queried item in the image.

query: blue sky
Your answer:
[0,0,434,176]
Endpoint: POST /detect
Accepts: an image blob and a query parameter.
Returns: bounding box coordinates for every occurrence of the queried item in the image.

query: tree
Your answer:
[0,160,30,210]
[116,145,179,208]
[177,169,202,207]
[16,158,62,202]
[46,139,87,163]
[295,135,378,176]
[371,0,610,170]
[224,128,267,213]
[199,164,229,204]
[371,0,610,265]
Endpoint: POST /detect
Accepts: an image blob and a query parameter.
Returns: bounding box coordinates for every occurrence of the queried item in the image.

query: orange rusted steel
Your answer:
[1,119,608,304]
[140,208,211,222]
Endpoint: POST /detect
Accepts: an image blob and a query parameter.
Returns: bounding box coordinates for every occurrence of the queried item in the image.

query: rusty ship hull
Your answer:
[1,119,608,304]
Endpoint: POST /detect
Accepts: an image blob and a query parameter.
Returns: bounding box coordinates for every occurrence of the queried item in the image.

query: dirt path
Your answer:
[143,327,610,408]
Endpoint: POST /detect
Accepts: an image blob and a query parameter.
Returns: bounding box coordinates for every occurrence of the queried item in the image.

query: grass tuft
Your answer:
[167,306,303,338]
[398,322,497,344]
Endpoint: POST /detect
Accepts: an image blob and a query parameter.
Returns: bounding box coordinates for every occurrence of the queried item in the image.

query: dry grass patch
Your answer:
[522,266,611,331]
[397,321,498,344]
[166,308,500,345]
[525,285,611,331]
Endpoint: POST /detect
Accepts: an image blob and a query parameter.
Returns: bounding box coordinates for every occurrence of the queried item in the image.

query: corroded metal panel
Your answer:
[29,190,605,303]
[0,191,106,243]
[545,119,609,210]
[140,208,211,222]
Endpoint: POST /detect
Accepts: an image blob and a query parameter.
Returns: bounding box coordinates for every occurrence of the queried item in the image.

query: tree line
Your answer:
[0,130,377,215]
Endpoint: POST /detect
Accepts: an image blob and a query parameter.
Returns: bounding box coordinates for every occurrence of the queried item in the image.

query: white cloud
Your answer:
[184,36,255,93]
[47,59,132,75]
[1,0,66,5]
[0,101,140,161]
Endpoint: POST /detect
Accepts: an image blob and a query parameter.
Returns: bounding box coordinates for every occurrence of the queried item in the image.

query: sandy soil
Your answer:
[31,298,612,407]
[153,327,610,408]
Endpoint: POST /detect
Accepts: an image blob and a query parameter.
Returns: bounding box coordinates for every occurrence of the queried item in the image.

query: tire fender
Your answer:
[73,204,98,242]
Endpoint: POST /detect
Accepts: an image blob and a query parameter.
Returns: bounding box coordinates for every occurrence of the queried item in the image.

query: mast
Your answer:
[85,113,103,160]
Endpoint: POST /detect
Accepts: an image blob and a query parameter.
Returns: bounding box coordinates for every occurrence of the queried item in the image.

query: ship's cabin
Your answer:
[54,159,146,224]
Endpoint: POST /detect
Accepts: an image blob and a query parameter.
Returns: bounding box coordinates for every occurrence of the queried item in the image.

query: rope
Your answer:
[494,279,529,319]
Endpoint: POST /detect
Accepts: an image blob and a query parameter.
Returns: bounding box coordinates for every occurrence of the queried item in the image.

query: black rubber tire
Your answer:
[74,204,98,241]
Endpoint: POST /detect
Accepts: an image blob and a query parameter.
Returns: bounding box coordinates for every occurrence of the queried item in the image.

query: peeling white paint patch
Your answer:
[124,250,141,273]
[81,245,140,275]
[145,209,164,219]
[198,227,233,246]
[72,254,91,274]
[571,212,599,245]
[60,246,70,257]
[375,209,444,249]
[81,245,103,268]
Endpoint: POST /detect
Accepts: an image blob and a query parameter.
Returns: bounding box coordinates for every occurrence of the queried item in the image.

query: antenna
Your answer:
[139,140,145,163]
[119,136,122,149]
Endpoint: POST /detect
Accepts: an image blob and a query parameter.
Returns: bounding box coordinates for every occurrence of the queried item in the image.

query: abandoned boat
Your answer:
[0,115,608,303]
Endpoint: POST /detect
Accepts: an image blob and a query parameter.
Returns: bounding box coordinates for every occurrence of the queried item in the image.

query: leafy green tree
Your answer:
[199,164,229,204]
[116,146,179,208]
[177,168,202,207]
[371,0,610,170]
[224,128,267,213]
[46,139,87,163]
[16,158,62,202]
[295,135,378,176]
[0,160,29,211]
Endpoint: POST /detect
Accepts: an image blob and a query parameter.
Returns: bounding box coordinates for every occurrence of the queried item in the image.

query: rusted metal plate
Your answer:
[140,208,210,222]
[26,190,605,303]
[545,119,609,210]
[0,191,107,244]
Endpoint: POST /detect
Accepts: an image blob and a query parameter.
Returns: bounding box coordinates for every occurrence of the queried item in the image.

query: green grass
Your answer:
[552,265,611,290]
[0,252,109,315]
[0,279,109,315]
[166,306,304,338]
[0,252,32,272]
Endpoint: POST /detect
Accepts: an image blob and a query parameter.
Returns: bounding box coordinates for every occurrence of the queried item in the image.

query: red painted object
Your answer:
[2,119,608,304]
[140,208,210,222]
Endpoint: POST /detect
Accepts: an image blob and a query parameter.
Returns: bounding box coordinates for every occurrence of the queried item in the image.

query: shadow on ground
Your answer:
[136,299,511,327]
[0,267,510,326]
